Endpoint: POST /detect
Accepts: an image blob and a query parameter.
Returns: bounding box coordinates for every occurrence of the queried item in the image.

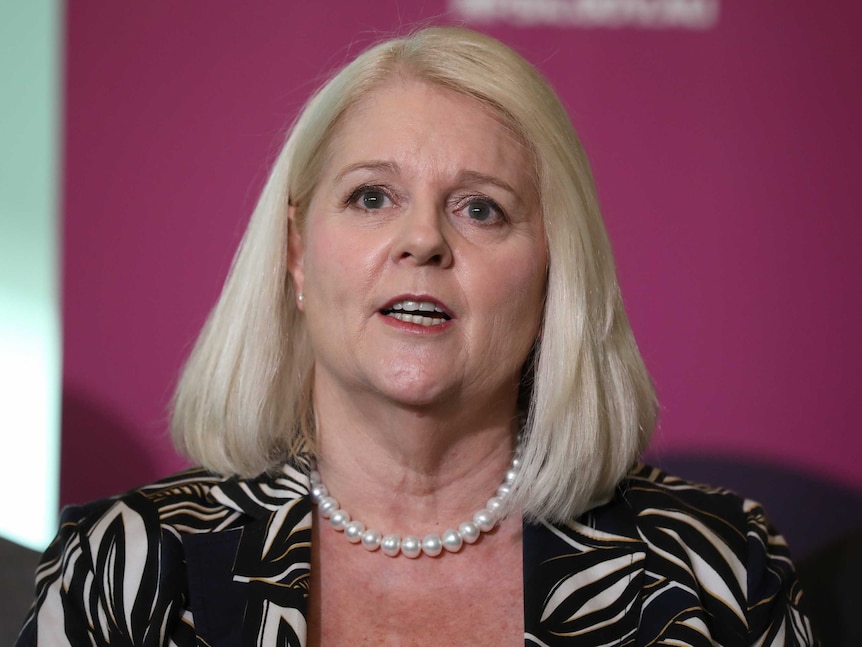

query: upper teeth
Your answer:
[390,300,445,314]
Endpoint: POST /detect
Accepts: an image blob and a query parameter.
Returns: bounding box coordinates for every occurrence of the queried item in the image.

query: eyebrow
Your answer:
[334,160,399,185]
[456,170,519,198]
[334,161,520,198]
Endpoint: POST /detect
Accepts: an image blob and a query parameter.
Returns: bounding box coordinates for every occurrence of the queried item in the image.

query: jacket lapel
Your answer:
[185,461,313,647]
[234,498,312,647]
[523,498,646,645]
[183,529,247,647]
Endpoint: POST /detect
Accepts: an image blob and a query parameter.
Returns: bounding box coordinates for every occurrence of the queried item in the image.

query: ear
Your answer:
[287,206,305,310]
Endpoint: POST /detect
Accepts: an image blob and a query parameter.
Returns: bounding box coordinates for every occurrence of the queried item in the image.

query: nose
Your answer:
[390,199,453,267]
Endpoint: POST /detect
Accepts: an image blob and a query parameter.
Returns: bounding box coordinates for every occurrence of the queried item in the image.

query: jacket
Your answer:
[16,459,815,645]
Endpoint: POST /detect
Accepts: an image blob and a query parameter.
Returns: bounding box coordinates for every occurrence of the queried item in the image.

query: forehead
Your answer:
[322,79,535,186]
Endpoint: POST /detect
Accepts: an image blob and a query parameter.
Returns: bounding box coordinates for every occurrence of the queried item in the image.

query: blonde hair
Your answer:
[171,26,657,522]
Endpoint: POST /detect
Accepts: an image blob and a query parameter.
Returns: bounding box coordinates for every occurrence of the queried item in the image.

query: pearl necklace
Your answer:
[309,448,521,558]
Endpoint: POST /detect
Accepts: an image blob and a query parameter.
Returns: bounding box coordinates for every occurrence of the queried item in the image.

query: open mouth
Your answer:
[381,300,452,327]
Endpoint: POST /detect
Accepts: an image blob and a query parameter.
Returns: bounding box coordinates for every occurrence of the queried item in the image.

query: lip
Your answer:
[379,294,455,318]
[377,293,455,332]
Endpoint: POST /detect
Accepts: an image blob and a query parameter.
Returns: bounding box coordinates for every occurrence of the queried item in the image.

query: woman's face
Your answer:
[289,79,547,412]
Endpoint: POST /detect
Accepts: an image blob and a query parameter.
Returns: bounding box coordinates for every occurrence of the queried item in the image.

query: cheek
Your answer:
[482,250,547,338]
[304,226,364,290]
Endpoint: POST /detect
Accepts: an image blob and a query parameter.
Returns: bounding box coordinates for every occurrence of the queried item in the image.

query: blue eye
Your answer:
[463,199,503,223]
[346,186,392,211]
[467,202,491,221]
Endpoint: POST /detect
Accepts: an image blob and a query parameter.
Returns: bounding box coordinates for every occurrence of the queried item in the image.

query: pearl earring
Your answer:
[298,292,304,304]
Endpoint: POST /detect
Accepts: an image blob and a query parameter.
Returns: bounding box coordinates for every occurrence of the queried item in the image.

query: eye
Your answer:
[360,189,388,209]
[460,198,505,224]
[347,186,393,211]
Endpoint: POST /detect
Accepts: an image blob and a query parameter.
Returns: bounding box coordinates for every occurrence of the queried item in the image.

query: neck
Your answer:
[311,374,521,536]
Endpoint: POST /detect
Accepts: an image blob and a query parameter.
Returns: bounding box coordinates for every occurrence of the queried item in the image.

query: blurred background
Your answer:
[2,0,860,643]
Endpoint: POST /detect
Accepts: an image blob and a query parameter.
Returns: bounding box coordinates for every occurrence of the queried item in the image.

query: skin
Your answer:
[287,78,547,645]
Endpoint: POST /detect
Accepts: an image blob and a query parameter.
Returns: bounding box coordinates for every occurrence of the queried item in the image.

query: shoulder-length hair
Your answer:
[171,26,657,523]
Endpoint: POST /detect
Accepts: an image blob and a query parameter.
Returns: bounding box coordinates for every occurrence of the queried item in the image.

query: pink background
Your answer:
[61,2,862,515]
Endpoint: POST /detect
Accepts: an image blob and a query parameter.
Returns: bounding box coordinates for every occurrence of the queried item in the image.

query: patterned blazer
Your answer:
[16,460,816,646]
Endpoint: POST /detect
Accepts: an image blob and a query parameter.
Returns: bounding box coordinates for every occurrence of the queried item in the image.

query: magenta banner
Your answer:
[61,0,862,520]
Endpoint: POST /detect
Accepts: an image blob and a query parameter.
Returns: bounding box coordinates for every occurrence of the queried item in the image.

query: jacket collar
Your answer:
[209,457,313,519]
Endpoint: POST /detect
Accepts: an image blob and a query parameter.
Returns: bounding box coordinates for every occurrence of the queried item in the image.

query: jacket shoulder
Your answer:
[615,463,815,645]
[614,463,782,586]
[60,466,240,535]
[16,468,239,645]
[621,462,754,525]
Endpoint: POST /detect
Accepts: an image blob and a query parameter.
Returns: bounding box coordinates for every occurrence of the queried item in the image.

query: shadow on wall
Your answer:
[800,530,862,647]
[60,387,164,507]
[652,453,862,646]
[0,537,40,645]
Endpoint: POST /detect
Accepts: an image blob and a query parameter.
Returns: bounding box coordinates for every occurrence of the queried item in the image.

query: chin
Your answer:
[374,369,458,409]
[379,384,454,410]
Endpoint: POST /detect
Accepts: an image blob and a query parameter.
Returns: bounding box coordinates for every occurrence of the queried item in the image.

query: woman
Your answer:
[18,27,815,646]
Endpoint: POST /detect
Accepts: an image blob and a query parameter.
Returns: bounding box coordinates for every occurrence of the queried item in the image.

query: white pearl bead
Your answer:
[310,484,328,503]
[310,447,523,557]
[422,534,443,557]
[318,496,338,518]
[459,521,480,544]
[474,509,495,532]
[486,496,503,512]
[329,509,350,530]
[361,529,382,551]
[344,521,365,543]
[401,536,422,558]
[381,534,401,557]
[441,529,463,552]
